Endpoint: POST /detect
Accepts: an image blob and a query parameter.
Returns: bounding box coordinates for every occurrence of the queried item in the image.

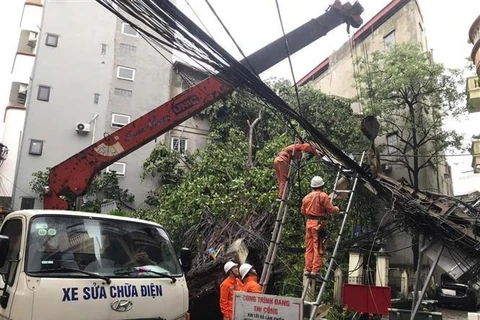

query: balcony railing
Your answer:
[467,76,480,113]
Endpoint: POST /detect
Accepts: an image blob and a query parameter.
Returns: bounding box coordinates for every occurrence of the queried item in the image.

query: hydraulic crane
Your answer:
[43,1,364,210]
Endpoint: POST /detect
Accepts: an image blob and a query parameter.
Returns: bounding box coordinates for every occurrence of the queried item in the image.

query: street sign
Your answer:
[233,292,303,320]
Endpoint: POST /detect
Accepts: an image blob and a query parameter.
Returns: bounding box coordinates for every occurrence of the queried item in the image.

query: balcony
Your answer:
[17,30,38,55]
[467,76,480,113]
[8,82,28,107]
[472,139,480,173]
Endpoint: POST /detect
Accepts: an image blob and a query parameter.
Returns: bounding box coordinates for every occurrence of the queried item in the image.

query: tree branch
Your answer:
[247,110,262,169]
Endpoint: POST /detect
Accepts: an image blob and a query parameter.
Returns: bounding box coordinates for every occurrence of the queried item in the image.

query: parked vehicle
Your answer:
[436,273,479,311]
[0,210,192,320]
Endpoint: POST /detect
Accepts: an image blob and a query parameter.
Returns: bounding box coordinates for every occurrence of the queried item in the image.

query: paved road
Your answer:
[439,308,469,320]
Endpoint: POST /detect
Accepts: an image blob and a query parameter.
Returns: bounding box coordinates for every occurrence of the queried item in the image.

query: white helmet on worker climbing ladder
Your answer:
[224,261,238,274]
[311,176,325,188]
[239,263,253,280]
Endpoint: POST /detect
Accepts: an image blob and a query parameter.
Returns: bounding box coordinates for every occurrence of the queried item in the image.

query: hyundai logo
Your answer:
[111,299,133,312]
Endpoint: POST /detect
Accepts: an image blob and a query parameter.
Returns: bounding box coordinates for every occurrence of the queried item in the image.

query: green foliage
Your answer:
[30,169,51,200]
[30,170,134,212]
[142,143,187,185]
[82,172,134,212]
[355,43,466,189]
[109,209,130,217]
[326,305,357,320]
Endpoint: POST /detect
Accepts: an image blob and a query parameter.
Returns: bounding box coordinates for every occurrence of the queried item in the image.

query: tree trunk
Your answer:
[408,101,421,271]
[247,110,262,169]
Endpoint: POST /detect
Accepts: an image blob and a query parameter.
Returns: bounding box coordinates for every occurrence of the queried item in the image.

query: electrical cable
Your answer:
[94,0,480,288]
[274,0,303,116]
[183,0,214,38]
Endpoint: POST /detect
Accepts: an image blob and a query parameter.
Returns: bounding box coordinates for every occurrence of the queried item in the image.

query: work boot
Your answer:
[310,272,325,282]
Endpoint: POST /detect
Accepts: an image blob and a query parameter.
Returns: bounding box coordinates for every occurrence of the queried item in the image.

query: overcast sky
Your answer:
[0,0,478,188]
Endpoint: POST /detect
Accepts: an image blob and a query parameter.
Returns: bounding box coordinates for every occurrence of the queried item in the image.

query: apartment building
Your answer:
[10,0,209,210]
[298,0,452,196]
[0,0,43,210]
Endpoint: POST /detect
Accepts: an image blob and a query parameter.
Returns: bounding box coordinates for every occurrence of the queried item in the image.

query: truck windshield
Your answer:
[26,215,183,278]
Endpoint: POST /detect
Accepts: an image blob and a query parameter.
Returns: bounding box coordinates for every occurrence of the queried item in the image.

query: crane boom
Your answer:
[44,1,364,209]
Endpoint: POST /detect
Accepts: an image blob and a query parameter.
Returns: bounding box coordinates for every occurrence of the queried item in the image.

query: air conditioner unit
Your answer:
[76,122,91,134]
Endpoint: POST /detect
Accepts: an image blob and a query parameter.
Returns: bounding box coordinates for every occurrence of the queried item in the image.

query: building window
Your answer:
[106,162,126,177]
[29,140,43,155]
[17,83,28,104]
[114,88,133,97]
[171,137,187,154]
[27,31,38,49]
[0,219,23,282]
[120,43,137,53]
[45,33,59,47]
[20,198,35,210]
[384,30,395,51]
[474,78,480,89]
[386,133,398,154]
[122,23,138,37]
[111,113,131,128]
[101,43,107,55]
[37,85,50,102]
[117,66,135,81]
[94,93,100,104]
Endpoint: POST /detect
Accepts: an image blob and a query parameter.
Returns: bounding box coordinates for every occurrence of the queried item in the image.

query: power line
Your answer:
[274,0,302,116]
[183,0,214,39]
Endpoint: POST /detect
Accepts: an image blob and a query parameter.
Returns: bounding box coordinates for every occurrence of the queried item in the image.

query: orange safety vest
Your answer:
[219,276,243,318]
[241,275,262,293]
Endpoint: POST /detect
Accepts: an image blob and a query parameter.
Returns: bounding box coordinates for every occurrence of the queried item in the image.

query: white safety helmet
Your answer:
[239,263,253,280]
[224,261,238,274]
[311,176,324,188]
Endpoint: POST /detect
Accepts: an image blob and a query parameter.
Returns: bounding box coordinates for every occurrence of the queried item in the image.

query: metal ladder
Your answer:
[303,151,366,320]
[259,154,302,293]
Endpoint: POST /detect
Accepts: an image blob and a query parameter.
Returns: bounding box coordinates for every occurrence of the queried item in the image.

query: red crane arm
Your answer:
[44,1,364,209]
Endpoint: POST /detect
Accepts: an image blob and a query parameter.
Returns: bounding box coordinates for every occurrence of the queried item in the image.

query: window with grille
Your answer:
[122,23,138,37]
[386,133,398,154]
[111,113,131,128]
[384,30,395,51]
[106,162,126,176]
[171,137,187,154]
[114,88,132,97]
[20,198,35,210]
[17,83,28,104]
[117,66,135,81]
[27,31,38,49]
[120,43,137,53]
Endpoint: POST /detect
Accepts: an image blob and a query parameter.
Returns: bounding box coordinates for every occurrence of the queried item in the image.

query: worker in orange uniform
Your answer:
[301,176,340,280]
[274,141,321,199]
[219,261,243,320]
[239,263,262,293]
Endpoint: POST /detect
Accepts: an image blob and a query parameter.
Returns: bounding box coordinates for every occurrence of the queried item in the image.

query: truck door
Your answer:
[0,218,23,319]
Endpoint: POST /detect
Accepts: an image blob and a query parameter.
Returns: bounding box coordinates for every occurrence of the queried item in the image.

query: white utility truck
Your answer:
[0,210,191,320]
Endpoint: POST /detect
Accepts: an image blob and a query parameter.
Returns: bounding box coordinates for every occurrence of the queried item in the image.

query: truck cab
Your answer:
[0,210,189,320]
